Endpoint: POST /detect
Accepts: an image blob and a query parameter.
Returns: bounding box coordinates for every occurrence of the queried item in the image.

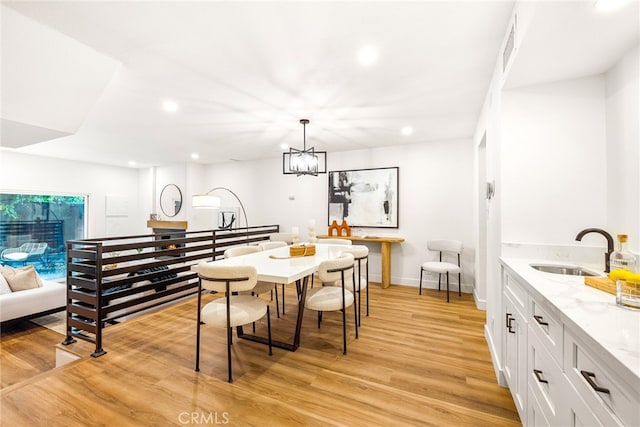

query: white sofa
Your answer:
[0,279,66,323]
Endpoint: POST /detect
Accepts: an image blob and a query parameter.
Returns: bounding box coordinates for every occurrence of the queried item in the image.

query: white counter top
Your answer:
[500,257,640,383]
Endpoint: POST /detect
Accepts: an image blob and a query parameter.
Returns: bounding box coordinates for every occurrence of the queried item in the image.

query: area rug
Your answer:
[29,311,66,335]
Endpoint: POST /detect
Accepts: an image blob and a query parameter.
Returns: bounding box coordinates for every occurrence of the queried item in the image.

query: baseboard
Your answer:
[396,277,473,294]
[485,324,507,387]
[473,288,486,310]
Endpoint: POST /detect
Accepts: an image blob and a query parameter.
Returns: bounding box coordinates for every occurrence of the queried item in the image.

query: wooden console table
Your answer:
[317,235,405,288]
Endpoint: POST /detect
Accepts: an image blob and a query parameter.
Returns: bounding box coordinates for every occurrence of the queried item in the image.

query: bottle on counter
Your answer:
[608,234,639,308]
[610,234,636,272]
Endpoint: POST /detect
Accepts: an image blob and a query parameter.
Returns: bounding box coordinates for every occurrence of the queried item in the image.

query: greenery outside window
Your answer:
[0,193,87,280]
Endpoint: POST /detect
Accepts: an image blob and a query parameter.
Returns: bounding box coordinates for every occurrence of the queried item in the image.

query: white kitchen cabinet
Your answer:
[502,269,528,419]
[563,331,639,426]
[527,321,565,425]
[499,260,640,427]
[526,383,552,427]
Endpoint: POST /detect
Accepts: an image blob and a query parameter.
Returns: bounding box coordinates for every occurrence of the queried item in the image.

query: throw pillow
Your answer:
[1,265,43,292]
[0,272,12,295]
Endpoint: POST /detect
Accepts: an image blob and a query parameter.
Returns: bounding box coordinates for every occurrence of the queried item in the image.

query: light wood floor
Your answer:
[1,321,63,388]
[1,284,520,426]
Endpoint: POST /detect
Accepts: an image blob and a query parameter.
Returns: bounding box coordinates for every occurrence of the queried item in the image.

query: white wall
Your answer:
[473,64,505,379]
[193,139,475,289]
[501,76,607,244]
[0,150,143,238]
[606,44,640,252]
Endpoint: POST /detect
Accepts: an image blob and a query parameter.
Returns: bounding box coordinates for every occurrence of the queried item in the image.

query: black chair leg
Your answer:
[275,286,280,318]
[282,284,285,314]
[354,297,359,339]
[342,304,347,355]
[446,272,450,303]
[366,286,369,317]
[317,311,322,328]
[227,326,233,383]
[438,273,442,291]
[458,272,462,296]
[267,306,273,356]
[358,289,362,327]
[195,283,202,372]
[419,268,423,295]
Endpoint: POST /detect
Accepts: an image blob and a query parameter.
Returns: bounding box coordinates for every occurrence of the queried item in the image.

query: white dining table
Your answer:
[200,244,347,351]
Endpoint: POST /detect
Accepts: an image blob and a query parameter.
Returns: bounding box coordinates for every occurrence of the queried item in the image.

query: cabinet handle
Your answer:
[506,312,512,327]
[533,315,549,326]
[506,313,515,334]
[533,369,548,384]
[580,370,610,394]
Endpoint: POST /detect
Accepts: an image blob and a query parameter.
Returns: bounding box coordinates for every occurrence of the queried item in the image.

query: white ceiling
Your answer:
[1,1,638,168]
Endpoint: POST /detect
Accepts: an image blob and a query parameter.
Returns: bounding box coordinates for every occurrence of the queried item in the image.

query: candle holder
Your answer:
[308,220,317,244]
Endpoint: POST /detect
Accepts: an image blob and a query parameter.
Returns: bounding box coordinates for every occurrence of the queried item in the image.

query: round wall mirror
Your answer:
[160,184,183,217]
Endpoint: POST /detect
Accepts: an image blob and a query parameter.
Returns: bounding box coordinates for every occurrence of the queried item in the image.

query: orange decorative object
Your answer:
[339,220,351,237]
[328,220,340,236]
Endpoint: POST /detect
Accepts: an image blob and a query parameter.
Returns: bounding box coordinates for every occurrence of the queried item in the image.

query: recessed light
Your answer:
[356,45,378,66]
[162,99,178,113]
[191,153,199,160]
[128,161,137,167]
[401,126,413,136]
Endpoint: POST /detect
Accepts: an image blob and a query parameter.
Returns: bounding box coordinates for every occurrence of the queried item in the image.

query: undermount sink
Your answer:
[529,264,598,277]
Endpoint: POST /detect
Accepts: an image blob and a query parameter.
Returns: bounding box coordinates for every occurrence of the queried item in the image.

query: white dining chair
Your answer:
[195,264,272,382]
[258,241,288,315]
[316,237,352,246]
[333,245,369,326]
[419,240,463,303]
[224,245,280,319]
[269,232,294,244]
[305,252,358,354]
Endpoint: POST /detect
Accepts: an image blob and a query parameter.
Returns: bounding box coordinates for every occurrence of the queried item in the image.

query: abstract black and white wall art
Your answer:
[328,167,398,228]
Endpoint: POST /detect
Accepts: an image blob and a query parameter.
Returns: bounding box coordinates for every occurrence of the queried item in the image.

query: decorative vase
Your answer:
[328,220,340,236]
[339,220,351,237]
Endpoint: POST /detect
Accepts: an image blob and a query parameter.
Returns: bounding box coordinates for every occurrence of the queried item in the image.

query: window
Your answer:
[0,193,87,280]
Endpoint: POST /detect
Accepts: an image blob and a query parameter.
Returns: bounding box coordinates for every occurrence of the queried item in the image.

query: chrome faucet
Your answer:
[575,228,614,273]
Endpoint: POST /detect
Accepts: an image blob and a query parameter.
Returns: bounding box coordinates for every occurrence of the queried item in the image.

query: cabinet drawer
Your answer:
[529,296,562,366]
[527,383,552,427]
[504,270,527,315]
[528,325,564,425]
[564,381,612,427]
[564,332,639,427]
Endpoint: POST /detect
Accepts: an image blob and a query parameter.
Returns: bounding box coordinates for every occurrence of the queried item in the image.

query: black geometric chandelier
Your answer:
[282,119,327,176]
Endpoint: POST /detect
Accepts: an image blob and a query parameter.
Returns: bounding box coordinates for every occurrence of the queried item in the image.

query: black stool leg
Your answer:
[458,272,462,296]
[419,268,423,295]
